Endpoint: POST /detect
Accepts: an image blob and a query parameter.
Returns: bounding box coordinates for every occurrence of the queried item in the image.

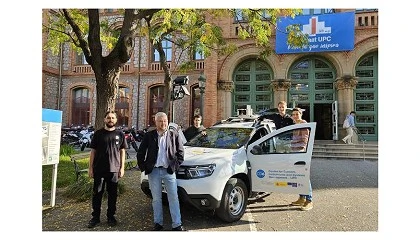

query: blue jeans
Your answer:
[148,167,182,228]
[300,181,312,202]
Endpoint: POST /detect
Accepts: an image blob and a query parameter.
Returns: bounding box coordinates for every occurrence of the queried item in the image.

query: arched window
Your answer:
[116,86,130,127]
[149,85,165,126]
[354,52,378,141]
[232,59,273,115]
[72,87,90,126]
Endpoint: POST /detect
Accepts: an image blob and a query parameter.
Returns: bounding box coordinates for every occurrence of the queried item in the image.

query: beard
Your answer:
[105,122,115,128]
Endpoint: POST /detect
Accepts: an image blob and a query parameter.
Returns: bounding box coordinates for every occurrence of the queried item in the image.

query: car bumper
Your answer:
[140,180,221,212]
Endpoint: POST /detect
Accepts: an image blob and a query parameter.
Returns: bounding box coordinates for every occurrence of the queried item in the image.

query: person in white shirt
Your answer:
[342,111,356,144]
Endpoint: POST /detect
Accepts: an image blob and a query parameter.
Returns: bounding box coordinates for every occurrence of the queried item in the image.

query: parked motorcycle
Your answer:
[130,125,149,143]
[124,130,139,152]
[61,125,84,147]
[80,127,94,151]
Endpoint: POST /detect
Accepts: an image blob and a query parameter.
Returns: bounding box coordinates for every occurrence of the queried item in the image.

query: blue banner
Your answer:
[42,108,62,123]
[276,12,355,54]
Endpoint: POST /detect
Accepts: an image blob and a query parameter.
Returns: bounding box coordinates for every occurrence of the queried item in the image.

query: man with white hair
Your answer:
[137,112,185,231]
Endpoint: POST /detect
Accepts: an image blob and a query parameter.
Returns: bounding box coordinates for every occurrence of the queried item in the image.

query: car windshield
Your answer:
[184,127,253,149]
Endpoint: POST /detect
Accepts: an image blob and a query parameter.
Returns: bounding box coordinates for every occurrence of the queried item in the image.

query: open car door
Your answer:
[246,122,316,195]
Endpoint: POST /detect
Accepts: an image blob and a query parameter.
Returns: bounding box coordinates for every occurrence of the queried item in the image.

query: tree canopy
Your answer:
[43,9,308,129]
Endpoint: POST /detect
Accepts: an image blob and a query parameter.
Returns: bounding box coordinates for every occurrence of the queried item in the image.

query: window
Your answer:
[358,17,364,26]
[260,10,271,20]
[301,9,334,15]
[75,52,88,65]
[149,85,165,126]
[233,9,270,23]
[152,39,172,62]
[234,9,247,22]
[115,86,130,126]
[193,51,204,60]
[185,127,253,149]
[251,128,311,155]
[71,88,90,126]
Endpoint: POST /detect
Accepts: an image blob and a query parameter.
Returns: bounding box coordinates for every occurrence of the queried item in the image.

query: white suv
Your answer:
[140,116,316,222]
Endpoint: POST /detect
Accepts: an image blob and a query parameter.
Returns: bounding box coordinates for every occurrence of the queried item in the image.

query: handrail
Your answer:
[353,127,366,161]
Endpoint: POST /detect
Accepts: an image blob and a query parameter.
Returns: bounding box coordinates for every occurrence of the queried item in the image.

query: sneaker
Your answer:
[153,223,164,231]
[301,201,313,211]
[291,196,306,206]
[87,218,100,228]
[107,216,118,227]
[172,225,186,231]
[341,138,346,143]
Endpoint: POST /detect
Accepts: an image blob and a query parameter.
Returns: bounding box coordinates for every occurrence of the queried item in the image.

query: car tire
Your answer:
[215,178,248,223]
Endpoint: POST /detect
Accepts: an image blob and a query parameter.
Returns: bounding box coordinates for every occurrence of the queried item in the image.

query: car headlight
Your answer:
[177,164,216,179]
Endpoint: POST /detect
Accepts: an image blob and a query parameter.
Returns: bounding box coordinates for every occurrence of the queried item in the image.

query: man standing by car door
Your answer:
[136,112,186,231]
[258,101,294,129]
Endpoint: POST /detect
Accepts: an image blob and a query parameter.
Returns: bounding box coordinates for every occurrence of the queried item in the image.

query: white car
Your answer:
[140,116,316,222]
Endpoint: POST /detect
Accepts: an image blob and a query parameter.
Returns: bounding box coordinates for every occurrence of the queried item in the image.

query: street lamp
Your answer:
[198,74,206,119]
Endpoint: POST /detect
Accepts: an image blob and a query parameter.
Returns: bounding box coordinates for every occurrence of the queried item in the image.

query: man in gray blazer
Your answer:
[137,112,185,231]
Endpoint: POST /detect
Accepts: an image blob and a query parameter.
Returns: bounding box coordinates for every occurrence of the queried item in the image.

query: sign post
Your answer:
[42,108,62,207]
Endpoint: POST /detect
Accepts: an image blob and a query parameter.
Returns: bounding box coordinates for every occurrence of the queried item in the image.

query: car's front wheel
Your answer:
[215,178,248,222]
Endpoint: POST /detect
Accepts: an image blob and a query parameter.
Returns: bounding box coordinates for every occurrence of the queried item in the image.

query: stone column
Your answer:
[271,79,291,105]
[217,80,234,120]
[335,75,358,141]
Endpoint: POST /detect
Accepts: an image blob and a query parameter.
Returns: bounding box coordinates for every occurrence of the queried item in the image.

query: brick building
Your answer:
[42,8,378,141]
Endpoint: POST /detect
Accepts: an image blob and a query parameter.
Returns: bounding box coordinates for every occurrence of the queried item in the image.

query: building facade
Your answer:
[42,8,378,141]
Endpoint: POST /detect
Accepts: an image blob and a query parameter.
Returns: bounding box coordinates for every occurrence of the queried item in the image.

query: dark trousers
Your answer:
[91,172,119,219]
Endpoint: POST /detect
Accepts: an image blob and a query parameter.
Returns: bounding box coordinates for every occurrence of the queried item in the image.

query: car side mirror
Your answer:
[250,145,262,155]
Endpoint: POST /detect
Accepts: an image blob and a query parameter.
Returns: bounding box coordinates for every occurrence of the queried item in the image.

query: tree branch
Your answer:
[87,9,102,66]
[62,9,91,63]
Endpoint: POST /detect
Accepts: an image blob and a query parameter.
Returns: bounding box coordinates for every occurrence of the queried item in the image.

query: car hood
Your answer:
[183,146,242,165]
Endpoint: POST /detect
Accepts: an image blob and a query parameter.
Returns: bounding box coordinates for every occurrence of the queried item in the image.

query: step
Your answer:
[315,140,378,146]
[313,148,378,154]
[312,154,378,161]
[313,140,378,161]
[313,152,378,158]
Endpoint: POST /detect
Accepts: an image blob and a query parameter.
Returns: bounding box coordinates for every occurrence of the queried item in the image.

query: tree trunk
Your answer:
[93,66,121,130]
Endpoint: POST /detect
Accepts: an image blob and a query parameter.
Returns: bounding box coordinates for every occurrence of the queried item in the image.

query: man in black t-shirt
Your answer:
[87,111,128,228]
[258,101,294,130]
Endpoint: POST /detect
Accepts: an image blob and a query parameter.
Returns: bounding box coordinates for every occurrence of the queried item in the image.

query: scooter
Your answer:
[80,127,94,151]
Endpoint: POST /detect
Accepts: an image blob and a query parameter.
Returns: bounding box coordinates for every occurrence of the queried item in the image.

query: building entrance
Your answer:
[288,57,336,140]
[314,103,332,140]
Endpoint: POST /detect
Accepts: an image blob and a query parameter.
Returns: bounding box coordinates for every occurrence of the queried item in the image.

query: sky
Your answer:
[2,0,419,239]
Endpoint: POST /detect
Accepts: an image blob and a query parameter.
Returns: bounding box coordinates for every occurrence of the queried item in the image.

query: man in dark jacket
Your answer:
[183,114,205,142]
[136,112,185,231]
